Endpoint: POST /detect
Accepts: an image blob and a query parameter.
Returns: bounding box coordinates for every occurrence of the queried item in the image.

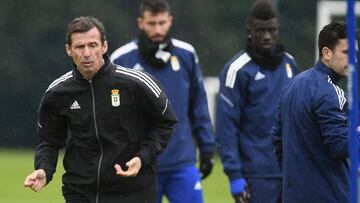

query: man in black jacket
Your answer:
[24,16,177,203]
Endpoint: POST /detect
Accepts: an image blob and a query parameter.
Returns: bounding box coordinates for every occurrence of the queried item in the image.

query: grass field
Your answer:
[0,148,233,203]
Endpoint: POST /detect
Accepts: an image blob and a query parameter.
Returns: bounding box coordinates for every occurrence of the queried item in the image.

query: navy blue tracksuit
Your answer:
[272,61,350,203]
[216,50,297,202]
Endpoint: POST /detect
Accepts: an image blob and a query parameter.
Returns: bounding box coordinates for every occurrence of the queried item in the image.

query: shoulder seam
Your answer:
[171,38,199,63]
[110,41,138,62]
[115,67,161,98]
[46,71,73,92]
[225,52,251,88]
[285,52,294,60]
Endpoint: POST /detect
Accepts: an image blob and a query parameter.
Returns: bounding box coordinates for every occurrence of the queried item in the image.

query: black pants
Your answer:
[63,183,156,203]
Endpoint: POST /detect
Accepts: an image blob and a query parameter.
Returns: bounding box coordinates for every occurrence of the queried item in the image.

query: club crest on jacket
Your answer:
[111,89,120,107]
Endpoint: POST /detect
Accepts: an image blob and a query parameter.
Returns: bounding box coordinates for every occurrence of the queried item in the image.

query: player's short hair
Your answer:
[318,22,347,58]
[247,0,277,25]
[66,16,106,45]
[139,0,171,17]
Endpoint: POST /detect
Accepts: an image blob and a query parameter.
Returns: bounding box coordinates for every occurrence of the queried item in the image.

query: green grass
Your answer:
[1,149,64,203]
[3,148,360,203]
[0,148,233,203]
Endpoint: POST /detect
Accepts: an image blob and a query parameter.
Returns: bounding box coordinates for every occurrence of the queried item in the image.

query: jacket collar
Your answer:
[73,54,111,81]
[315,60,342,84]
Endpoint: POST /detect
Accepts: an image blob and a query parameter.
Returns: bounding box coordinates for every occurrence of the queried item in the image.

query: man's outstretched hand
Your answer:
[24,169,47,192]
[114,157,142,177]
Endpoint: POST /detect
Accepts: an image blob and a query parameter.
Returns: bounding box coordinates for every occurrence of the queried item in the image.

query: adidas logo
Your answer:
[254,71,265,81]
[194,181,202,190]
[133,63,144,71]
[70,100,81,110]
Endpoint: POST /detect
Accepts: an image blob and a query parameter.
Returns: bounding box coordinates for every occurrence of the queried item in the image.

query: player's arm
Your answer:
[216,67,250,201]
[24,92,67,191]
[188,52,215,179]
[123,72,177,172]
[315,86,349,159]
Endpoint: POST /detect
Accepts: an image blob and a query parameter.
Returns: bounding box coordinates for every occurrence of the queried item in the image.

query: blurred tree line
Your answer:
[0,0,322,147]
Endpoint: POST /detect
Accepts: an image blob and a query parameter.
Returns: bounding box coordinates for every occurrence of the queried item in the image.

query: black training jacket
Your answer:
[34,56,177,199]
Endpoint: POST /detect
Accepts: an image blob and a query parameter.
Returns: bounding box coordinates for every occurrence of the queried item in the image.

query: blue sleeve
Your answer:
[314,85,349,159]
[112,55,126,67]
[110,50,134,68]
[188,52,215,154]
[215,68,249,180]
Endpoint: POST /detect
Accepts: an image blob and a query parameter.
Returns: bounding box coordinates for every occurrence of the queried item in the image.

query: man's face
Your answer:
[65,27,108,79]
[137,11,173,42]
[326,39,349,77]
[247,18,279,50]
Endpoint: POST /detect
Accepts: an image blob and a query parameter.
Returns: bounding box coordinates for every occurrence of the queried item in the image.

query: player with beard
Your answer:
[216,1,297,203]
[110,0,215,203]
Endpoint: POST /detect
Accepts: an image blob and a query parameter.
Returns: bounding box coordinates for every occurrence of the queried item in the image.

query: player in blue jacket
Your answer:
[216,1,297,203]
[110,0,215,203]
[271,22,354,203]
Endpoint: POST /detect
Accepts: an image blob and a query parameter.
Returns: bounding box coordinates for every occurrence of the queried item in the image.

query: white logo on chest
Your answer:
[70,100,81,110]
[254,71,265,81]
[133,63,144,71]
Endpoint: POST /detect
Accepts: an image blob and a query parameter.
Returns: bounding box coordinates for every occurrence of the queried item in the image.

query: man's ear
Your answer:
[102,41,108,54]
[65,44,72,57]
[322,47,332,61]
[137,17,143,30]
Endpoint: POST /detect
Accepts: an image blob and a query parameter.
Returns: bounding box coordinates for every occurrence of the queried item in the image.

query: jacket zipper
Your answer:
[89,80,104,203]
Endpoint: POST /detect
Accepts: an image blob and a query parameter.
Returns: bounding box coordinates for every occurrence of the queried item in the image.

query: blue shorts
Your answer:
[246,177,282,203]
[157,165,203,203]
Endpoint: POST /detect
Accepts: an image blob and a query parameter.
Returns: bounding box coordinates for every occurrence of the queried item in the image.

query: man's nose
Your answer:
[263,31,271,40]
[84,46,91,57]
[154,24,162,34]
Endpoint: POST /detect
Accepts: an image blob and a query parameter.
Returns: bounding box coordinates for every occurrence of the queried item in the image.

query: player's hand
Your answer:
[233,186,250,203]
[24,169,47,192]
[230,178,250,203]
[114,157,142,177]
[199,152,215,180]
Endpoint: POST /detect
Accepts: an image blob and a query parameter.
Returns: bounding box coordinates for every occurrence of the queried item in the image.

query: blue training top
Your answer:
[111,38,215,172]
[216,50,297,180]
[272,61,350,203]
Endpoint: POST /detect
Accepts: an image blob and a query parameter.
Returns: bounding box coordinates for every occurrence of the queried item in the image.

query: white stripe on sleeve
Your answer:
[46,71,73,92]
[328,76,346,110]
[116,67,161,98]
[225,52,251,88]
[110,41,138,63]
